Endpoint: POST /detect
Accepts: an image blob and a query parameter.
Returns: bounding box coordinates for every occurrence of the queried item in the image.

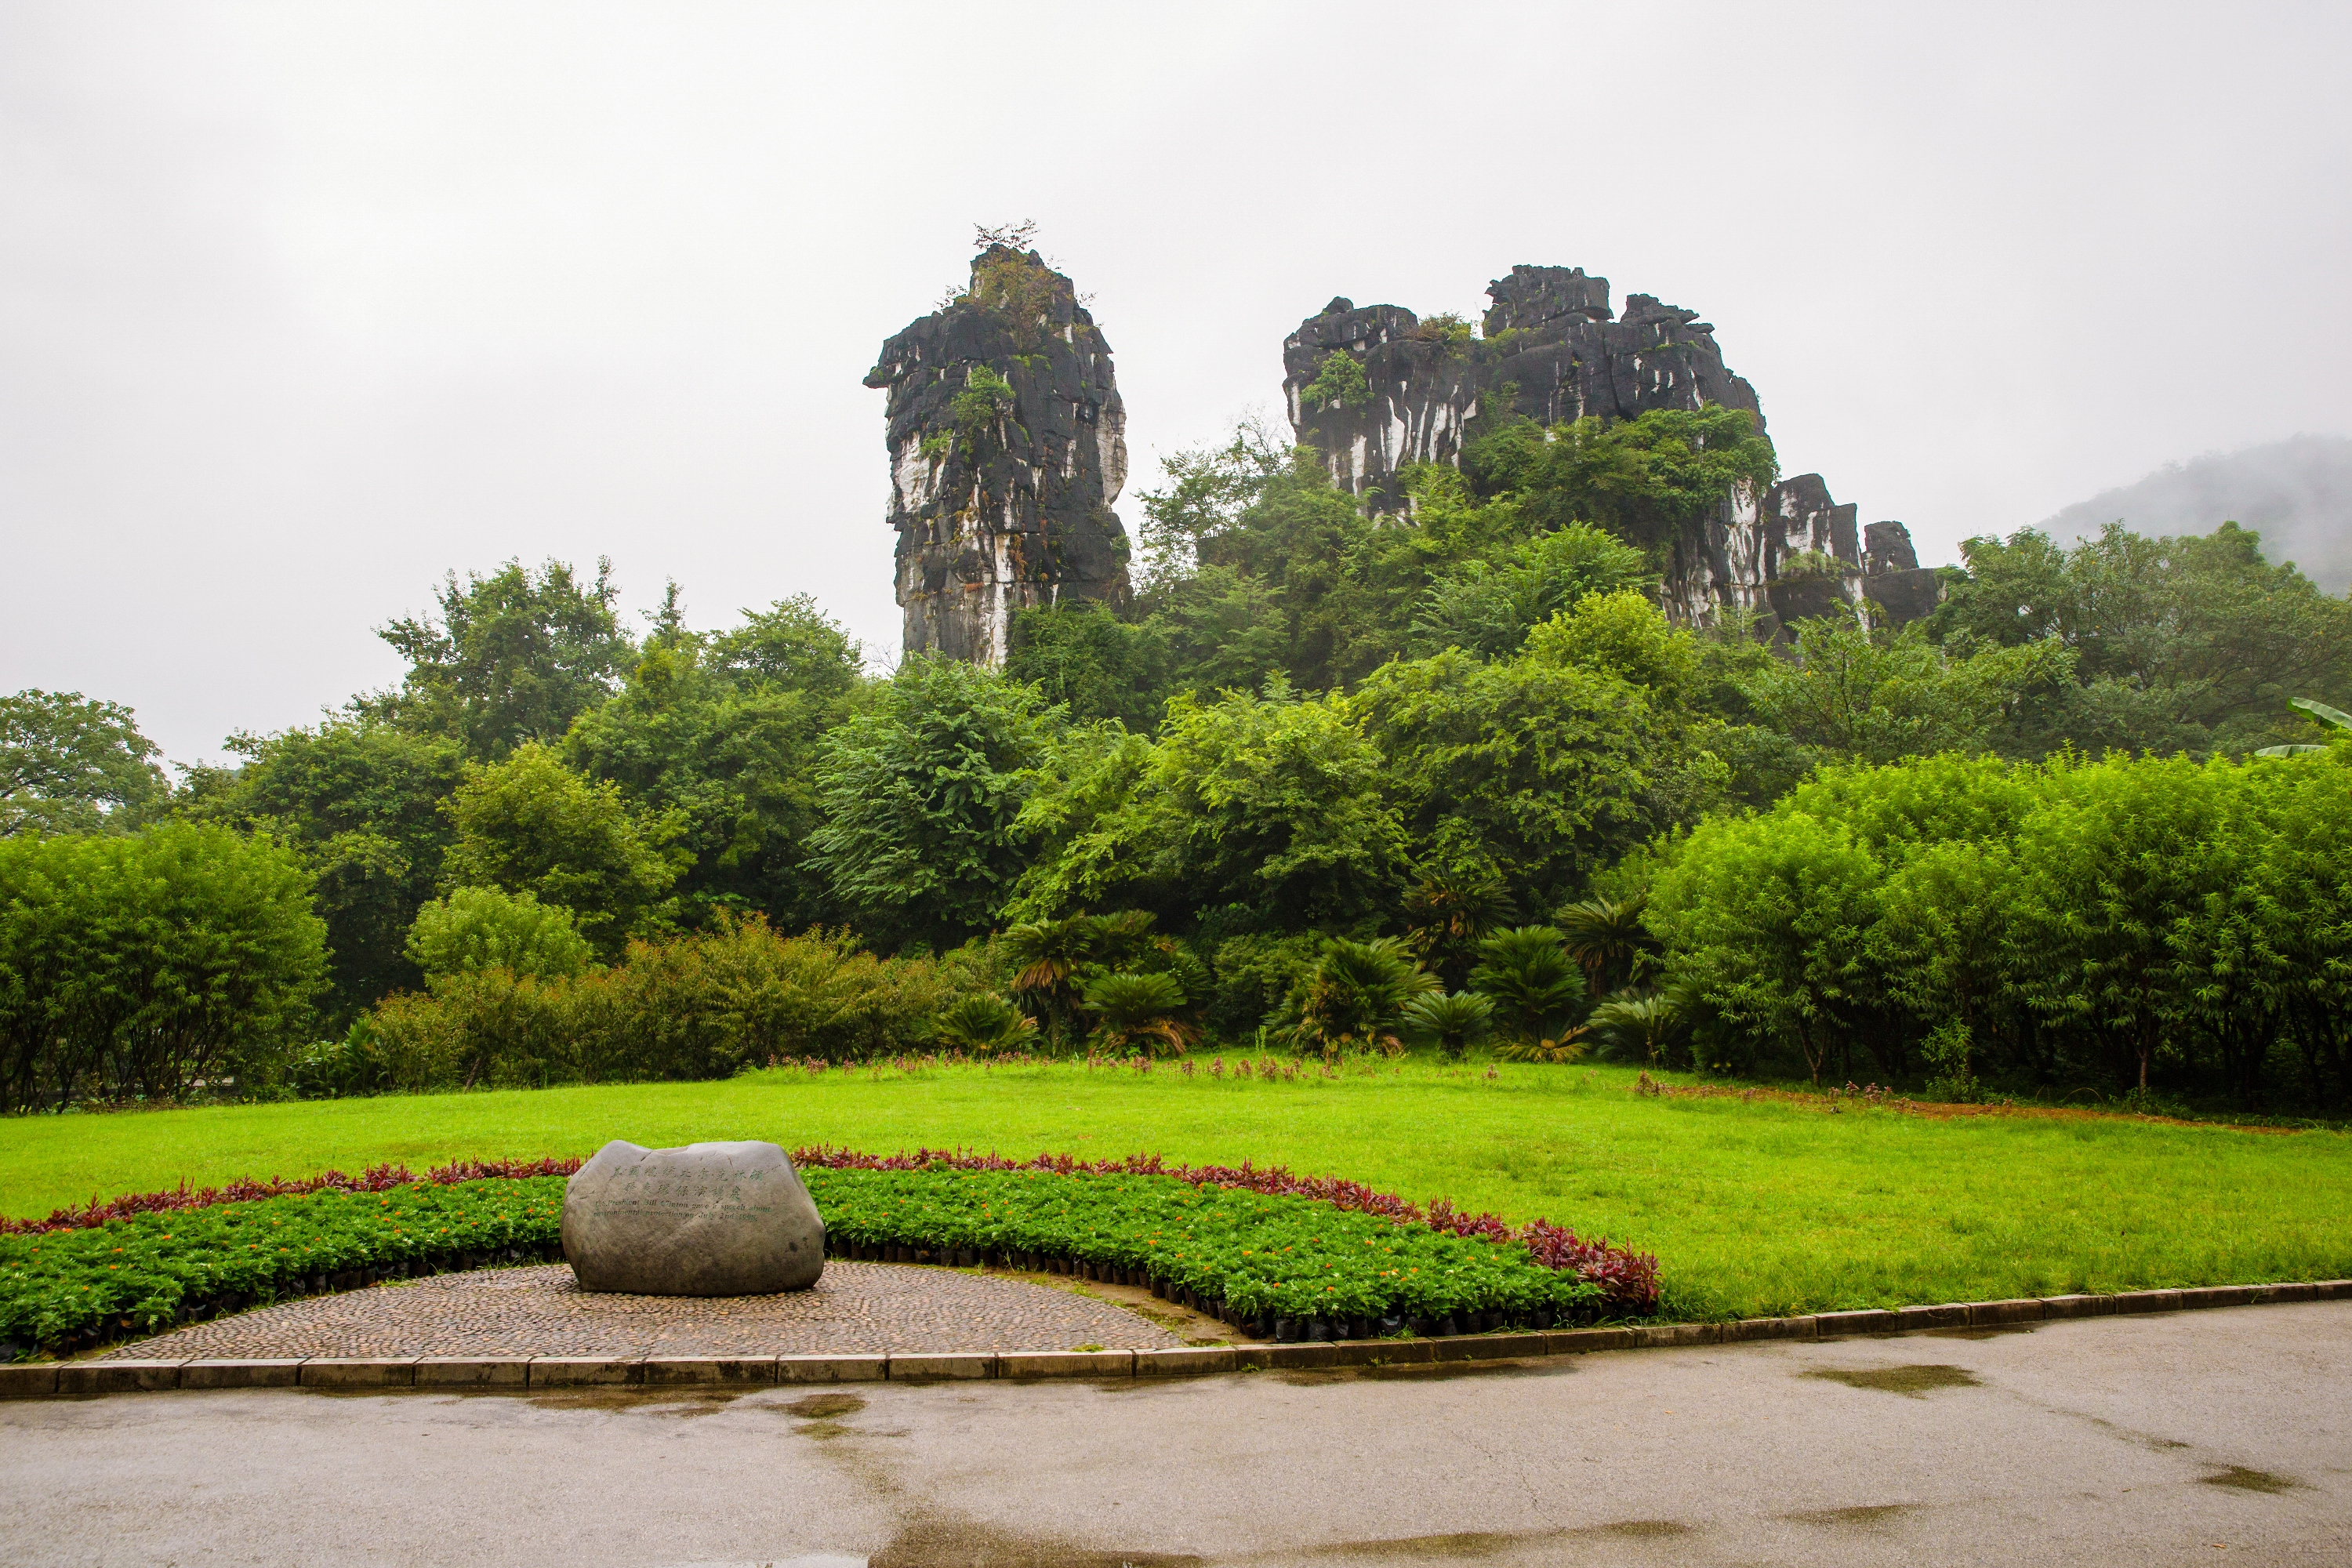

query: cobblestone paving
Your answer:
[96,1262,1183,1360]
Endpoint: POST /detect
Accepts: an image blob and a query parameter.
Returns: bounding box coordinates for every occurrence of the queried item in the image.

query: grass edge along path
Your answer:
[3,1061,2348,1322]
[0,1151,1655,1359]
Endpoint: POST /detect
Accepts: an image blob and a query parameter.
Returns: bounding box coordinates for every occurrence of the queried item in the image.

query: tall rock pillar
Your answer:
[866,245,1130,667]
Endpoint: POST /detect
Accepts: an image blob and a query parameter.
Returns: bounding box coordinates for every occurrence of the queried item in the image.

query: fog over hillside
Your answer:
[2042,435,2352,592]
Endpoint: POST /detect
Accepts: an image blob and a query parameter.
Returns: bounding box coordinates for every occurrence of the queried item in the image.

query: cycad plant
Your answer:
[933,993,1040,1055]
[1080,970,1196,1056]
[1555,895,1658,996]
[1584,988,1684,1067]
[1401,866,1518,990]
[1291,936,1439,1059]
[1398,990,1494,1062]
[1470,925,1591,1058]
[1002,916,1099,1049]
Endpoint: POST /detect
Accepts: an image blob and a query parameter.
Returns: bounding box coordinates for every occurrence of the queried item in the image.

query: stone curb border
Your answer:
[5,1281,2345,1401]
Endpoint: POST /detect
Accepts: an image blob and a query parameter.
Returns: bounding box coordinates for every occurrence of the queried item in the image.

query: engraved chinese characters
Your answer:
[561,1140,826,1297]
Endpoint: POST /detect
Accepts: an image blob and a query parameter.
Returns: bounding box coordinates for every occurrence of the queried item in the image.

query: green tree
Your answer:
[441,742,688,955]
[1929,522,2352,757]
[1007,681,1405,935]
[1739,616,2076,767]
[178,720,466,1025]
[2250,745,2352,1109]
[1466,405,1779,560]
[1004,603,1171,729]
[1468,926,1589,1051]
[365,557,636,758]
[1290,936,1434,1058]
[1410,528,1656,661]
[806,655,1057,950]
[1301,350,1371,412]
[0,690,170,837]
[2007,754,2234,1097]
[1646,812,1882,1084]
[404,886,594,980]
[1353,646,1697,916]
[564,599,860,930]
[0,823,326,1109]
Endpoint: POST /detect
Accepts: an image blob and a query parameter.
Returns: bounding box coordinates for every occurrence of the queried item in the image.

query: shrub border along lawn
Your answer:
[0,1149,1658,1359]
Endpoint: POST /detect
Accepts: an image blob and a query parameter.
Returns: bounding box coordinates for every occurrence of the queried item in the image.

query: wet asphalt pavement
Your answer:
[3,1301,2347,1566]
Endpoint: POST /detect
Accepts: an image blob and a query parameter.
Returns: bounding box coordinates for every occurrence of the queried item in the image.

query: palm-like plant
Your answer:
[1585,988,1685,1066]
[1398,989,1494,1062]
[1080,970,1196,1056]
[1291,936,1440,1059]
[2255,697,2352,757]
[933,993,1040,1054]
[1002,916,1100,1048]
[1555,895,1658,996]
[1470,925,1590,1050]
[1401,867,1518,990]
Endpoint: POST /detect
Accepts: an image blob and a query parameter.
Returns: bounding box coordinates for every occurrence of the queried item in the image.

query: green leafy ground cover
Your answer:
[812,1168,1596,1325]
[2,1178,564,1353]
[0,1165,1599,1356]
[3,1060,2347,1321]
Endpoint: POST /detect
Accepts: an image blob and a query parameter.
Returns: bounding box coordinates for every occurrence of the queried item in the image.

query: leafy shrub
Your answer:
[1468,926,1588,1047]
[1585,989,1685,1066]
[813,1167,1595,1329]
[357,916,1008,1091]
[405,886,593,979]
[2,1175,568,1355]
[1555,895,1657,995]
[933,993,1038,1054]
[1290,936,1436,1058]
[440,742,688,956]
[1080,971,1194,1056]
[949,365,1017,447]
[0,823,327,1110]
[1400,866,1517,991]
[1397,990,1493,1062]
[1301,350,1370,410]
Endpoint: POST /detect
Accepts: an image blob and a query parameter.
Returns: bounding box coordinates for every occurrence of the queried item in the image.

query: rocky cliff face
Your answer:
[866,246,1129,666]
[1282,264,1939,632]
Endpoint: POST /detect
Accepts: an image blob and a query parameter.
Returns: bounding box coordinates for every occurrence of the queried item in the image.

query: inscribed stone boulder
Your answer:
[562,1140,826,1297]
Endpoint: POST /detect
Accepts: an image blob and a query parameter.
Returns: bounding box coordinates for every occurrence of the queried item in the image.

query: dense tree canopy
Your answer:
[0,823,325,1109]
[0,690,169,837]
[362,557,637,758]
[19,383,2352,1112]
[806,656,1056,951]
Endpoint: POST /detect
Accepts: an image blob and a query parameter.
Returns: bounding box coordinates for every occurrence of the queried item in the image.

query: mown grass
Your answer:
[3,1059,2346,1319]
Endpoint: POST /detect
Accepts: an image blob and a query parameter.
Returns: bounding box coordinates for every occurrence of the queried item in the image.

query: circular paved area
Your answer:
[94,1261,1184,1361]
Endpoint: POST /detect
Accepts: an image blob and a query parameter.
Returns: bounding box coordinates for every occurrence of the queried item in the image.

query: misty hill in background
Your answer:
[2042,434,2352,592]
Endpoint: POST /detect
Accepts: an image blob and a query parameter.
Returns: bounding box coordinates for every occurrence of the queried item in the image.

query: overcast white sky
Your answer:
[5,2,2350,765]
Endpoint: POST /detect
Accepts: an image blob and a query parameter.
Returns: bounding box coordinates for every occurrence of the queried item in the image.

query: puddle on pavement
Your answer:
[1803,1363,1981,1398]
[770,1392,871,1440]
[1925,1323,2040,1341]
[869,1514,1202,1566]
[521,1388,750,1417]
[2201,1466,2298,1494]
[1274,1359,1562,1388]
[1780,1503,1919,1530]
[1298,1527,1565,1559]
[1295,1519,1691,1559]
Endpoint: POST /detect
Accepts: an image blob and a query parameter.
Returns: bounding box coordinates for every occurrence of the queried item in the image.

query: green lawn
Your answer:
[3,1060,2345,1319]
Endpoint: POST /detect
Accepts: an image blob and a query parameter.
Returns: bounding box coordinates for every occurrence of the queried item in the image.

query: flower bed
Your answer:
[1,1176,570,1357]
[804,1167,1601,1337]
[2,1149,1657,1358]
